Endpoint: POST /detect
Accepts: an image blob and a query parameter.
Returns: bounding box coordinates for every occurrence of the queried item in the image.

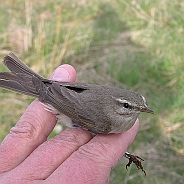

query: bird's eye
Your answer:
[123,103,129,108]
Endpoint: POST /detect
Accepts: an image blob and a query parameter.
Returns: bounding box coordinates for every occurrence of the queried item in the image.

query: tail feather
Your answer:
[3,52,44,79]
[0,73,39,97]
[0,53,45,97]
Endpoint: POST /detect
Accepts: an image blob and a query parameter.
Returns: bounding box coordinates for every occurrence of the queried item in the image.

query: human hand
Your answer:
[0,64,139,184]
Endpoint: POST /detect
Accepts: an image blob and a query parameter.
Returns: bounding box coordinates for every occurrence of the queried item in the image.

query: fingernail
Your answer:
[50,66,70,81]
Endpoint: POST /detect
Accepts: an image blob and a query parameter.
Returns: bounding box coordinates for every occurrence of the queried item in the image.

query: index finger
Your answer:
[0,64,76,173]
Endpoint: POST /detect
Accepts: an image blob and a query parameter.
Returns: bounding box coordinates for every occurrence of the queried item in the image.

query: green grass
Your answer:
[0,0,184,183]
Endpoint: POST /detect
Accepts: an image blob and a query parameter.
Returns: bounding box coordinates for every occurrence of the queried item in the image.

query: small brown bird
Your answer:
[0,52,153,134]
[0,52,154,174]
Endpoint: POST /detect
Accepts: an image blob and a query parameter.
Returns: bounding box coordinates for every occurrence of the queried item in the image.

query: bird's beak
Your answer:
[140,106,154,114]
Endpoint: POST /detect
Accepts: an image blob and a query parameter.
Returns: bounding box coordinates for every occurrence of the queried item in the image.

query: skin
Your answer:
[0,64,139,184]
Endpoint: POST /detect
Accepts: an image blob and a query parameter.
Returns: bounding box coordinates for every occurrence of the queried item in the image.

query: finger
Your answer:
[50,64,76,82]
[5,128,92,181]
[47,120,139,184]
[0,64,76,173]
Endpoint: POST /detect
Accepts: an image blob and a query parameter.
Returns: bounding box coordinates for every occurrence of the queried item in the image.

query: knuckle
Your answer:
[52,128,91,150]
[10,116,42,141]
[77,141,110,166]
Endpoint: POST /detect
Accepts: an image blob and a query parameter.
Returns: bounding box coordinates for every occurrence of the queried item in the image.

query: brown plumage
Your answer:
[0,52,154,134]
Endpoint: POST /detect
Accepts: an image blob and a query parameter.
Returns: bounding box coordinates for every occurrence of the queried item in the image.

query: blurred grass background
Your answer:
[0,0,184,183]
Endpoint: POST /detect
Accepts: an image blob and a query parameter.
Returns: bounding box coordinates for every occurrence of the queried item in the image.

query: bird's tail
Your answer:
[0,52,45,98]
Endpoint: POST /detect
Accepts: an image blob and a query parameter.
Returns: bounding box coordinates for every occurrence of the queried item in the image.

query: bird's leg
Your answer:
[124,151,146,176]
